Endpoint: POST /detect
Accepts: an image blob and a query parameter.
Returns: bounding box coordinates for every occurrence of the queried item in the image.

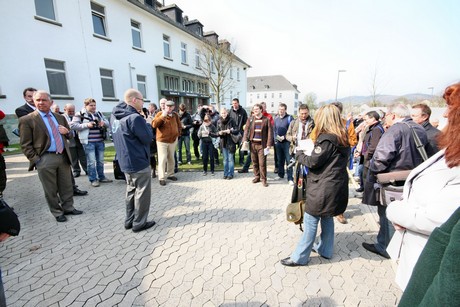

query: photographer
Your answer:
[71,98,112,187]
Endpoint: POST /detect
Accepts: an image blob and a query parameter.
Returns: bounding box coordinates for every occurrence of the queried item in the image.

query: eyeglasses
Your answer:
[135,97,143,101]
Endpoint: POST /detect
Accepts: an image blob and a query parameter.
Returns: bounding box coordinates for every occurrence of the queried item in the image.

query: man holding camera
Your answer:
[71,98,112,187]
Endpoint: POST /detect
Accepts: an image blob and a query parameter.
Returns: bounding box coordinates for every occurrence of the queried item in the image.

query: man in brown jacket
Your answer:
[152,100,181,186]
[243,104,273,187]
[19,90,83,222]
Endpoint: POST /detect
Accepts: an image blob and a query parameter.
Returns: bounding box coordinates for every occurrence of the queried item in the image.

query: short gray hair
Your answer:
[387,103,410,118]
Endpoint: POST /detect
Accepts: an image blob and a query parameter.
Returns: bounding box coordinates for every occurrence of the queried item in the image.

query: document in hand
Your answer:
[264,147,270,156]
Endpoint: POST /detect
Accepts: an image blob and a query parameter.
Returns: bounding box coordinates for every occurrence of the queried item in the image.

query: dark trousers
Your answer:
[192,133,200,159]
[0,155,5,194]
[250,142,267,182]
[69,140,87,174]
[201,141,215,172]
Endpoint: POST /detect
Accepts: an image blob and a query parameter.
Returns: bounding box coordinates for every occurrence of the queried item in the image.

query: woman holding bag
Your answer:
[281,105,349,266]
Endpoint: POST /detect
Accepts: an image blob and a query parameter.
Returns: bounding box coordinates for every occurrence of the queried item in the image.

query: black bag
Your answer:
[0,198,20,236]
[113,159,126,180]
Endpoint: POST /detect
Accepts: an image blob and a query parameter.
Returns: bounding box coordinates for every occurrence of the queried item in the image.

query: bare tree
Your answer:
[368,63,388,107]
[197,39,236,110]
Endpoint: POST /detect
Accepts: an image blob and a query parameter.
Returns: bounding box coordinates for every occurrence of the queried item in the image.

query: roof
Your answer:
[247,75,299,92]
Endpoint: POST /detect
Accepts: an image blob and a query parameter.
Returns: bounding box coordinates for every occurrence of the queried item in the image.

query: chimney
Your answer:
[203,31,219,45]
[184,19,204,36]
[219,39,231,51]
[159,4,183,24]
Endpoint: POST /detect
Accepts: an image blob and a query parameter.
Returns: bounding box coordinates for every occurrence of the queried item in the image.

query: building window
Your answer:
[295,93,298,99]
[195,49,200,69]
[35,0,56,20]
[211,56,215,73]
[137,75,147,98]
[279,93,282,98]
[100,68,115,98]
[181,42,187,64]
[91,2,107,37]
[163,35,171,58]
[229,91,233,103]
[257,94,259,99]
[44,59,69,96]
[237,92,240,98]
[131,20,142,49]
[271,102,274,108]
[264,93,267,99]
[230,67,233,79]
[237,68,240,81]
[271,93,274,98]
[164,75,179,91]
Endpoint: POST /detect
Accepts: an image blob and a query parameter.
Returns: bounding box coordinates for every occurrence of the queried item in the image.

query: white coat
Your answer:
[386,150,460,290]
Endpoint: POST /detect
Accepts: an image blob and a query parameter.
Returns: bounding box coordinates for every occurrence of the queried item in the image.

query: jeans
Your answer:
[222,148,234,177]
[0,267,6,307]
[178,134,191,163]
[201,141,214,172]
[84,141,106,182]
[242,145,252,170]
[375,204,395,253]
[290,212,335,264]
[275,141,293,181]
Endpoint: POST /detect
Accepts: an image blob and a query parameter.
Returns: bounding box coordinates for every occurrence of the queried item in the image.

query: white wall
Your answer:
[0,0,248,114]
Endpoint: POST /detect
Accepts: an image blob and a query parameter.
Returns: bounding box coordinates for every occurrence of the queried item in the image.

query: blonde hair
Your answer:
[310,105,348,146]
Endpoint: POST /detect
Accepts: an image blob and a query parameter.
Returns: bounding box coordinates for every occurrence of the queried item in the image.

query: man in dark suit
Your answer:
[15,87,37,118]
[19,90,83,222]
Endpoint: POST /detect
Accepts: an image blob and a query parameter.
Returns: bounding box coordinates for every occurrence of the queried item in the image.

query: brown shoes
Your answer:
[336,214,347,224]
[262,181,268,187]
[252,178,260,183]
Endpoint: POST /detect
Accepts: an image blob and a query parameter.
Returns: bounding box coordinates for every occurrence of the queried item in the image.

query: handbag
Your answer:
[376,170,411,206]
[0,198,20,236]
[113,159,126,180]
[230,132,242,144]
[212,137,220,149]
[286,200,304,227]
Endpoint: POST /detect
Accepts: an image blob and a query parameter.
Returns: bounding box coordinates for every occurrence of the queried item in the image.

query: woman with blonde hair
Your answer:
[281,105,349,266]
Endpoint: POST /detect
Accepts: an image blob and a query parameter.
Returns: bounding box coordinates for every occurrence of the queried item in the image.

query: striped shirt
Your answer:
[253,118,263,143]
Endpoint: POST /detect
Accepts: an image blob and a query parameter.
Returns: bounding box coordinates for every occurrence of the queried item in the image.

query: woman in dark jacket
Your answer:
[281,105,350,266]
[217,108,239,180]
[198,114,218,176]
[361,111,385,206]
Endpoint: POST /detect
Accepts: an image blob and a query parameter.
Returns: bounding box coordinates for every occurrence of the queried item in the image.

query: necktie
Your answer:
[46,113,64,153]
[301,122,307,140]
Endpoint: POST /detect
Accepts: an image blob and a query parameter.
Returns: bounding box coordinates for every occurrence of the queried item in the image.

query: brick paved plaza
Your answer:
[0,154,402,306]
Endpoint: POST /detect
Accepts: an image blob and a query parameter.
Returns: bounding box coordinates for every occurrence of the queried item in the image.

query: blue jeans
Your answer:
[222,148,234,177]
[375,204,395,253]
[178,134,191,163]
[290,212,335,264]
[0,267,6,307]
[275,141,293,181]
[84,141,106,182]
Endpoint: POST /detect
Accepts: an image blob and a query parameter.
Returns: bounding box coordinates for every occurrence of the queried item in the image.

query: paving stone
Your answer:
[0,155,402,305]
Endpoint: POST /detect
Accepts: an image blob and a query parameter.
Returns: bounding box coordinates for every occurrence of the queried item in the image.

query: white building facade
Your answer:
[0,0,249,114]
[247,75,300,116]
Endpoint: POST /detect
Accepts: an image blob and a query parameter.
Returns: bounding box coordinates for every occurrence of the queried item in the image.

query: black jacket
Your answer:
[229,106,248,132]
[179,111,193,136]
[296,134,349,217]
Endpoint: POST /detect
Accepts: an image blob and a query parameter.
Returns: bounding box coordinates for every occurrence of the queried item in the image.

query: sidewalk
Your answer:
[0,154,401,306]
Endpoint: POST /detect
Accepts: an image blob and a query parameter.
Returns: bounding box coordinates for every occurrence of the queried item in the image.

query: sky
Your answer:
[168,0,460,102]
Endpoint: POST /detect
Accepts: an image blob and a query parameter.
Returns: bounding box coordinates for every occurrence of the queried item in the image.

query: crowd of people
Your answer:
[1,82,459,305]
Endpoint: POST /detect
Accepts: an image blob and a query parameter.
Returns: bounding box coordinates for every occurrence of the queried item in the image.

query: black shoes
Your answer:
[362,243,390,259]
[73,172,80,178]
[132,221,156,233]
[73,188,88,196]
[56,215,67,222]
[274,168,278,174]
[124,223,132,230]
[159,180,166,186]
[64,209,83,215]
[356,187,364,192]
[280,257,305,267]
[238,169,248,173]
[167,176,178,181]
[227,176,233,180]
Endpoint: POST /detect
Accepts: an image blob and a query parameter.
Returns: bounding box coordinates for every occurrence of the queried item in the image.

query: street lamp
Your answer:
[335,70,346,101]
